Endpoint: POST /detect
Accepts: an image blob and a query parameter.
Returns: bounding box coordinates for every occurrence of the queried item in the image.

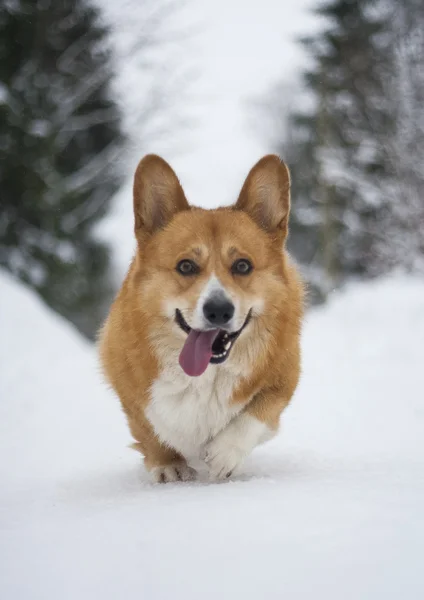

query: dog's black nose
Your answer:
[203,299,235,326]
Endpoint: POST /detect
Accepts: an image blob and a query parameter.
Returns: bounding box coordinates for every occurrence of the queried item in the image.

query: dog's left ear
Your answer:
[235,155,291,241]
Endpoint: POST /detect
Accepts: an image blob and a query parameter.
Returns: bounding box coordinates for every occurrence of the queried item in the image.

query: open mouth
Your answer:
[175,308,252,376]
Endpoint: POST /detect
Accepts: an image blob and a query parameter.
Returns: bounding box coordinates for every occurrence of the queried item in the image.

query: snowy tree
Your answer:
[311,0,424,276]
[367,0,424,273]
[295,0,389,283]
[264,0,424,299]
[0,0,124,338]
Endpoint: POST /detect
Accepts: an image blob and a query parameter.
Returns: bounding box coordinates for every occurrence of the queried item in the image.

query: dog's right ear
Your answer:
[133,154,189,243]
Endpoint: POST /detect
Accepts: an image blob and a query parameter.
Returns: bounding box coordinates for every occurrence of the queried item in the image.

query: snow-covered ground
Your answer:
[1,270,423,599]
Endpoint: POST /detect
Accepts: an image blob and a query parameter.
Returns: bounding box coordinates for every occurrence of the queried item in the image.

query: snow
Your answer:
[1,270,423,599]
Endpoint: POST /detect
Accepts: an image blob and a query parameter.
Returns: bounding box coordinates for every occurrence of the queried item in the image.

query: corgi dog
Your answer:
[99,154,304,482]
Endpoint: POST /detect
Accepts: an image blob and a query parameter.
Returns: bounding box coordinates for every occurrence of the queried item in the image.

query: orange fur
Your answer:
[98,154,304,481]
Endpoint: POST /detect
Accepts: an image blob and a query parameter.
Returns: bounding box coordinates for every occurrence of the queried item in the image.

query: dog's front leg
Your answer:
[203,390,290,480]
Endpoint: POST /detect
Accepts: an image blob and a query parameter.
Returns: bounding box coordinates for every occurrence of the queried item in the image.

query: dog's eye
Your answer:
[231,259,253,275]
[176,259,199,275]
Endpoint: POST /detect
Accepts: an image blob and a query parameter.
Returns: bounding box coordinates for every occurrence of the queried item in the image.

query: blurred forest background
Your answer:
[1,0,423,339]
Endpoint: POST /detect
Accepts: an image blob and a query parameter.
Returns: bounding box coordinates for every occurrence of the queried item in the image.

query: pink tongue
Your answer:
[179,329,220,377]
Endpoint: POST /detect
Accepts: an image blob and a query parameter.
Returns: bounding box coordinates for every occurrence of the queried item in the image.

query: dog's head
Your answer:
[133,154,293,377]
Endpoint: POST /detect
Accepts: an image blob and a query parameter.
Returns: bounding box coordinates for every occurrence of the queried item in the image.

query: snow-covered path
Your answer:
[98,0,319,276]
[1,272,423,599]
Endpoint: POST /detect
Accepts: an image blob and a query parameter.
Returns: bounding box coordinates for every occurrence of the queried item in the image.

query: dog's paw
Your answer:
[202,435,246,480]
[150,463,197,484]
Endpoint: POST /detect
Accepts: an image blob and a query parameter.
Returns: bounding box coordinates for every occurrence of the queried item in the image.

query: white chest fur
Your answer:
[146,362,245,458]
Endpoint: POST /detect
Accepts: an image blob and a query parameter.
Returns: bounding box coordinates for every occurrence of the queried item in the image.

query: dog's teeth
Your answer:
[224,342,231,350]
[213,347,231,359]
